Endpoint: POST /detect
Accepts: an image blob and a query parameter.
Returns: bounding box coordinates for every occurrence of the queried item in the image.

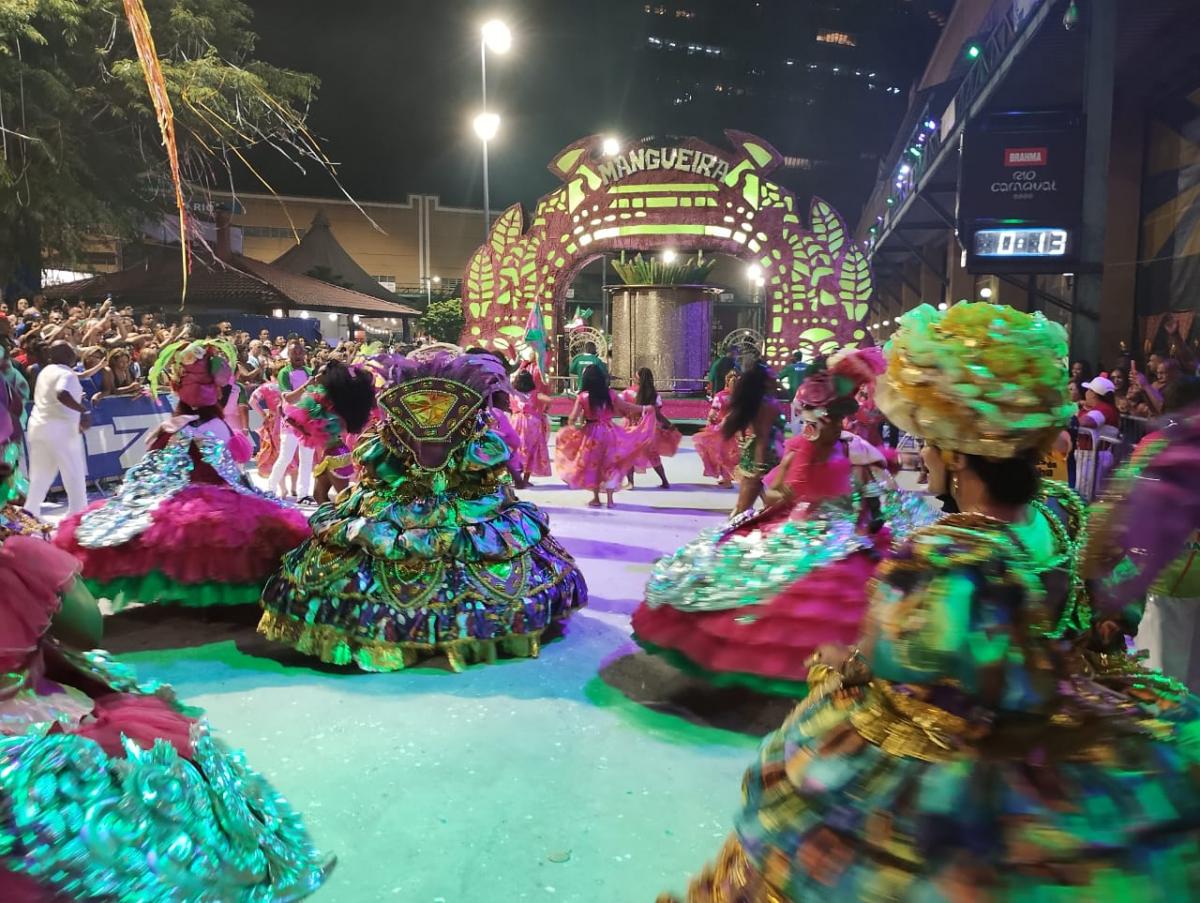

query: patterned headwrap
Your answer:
[796,346,885,411]
[876,302,1073,457]
[149,338,236,409]
[370,351,510,469]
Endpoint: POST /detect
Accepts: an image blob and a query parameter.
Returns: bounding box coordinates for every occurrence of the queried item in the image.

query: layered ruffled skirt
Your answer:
[0,537,330,901]
[555,416,655,491]
[692,426,739,483]
[512,408,552,477]
[663,668,1200,901]
[258,483,588,671]
[633,551,879,695]
[0,652,332,901]
[55,485,311,607]
[633,493,936,696]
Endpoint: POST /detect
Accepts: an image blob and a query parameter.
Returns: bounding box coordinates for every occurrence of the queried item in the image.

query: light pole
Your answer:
[478,19,511,243]
[746,263,765,303]
[422,274,442,307]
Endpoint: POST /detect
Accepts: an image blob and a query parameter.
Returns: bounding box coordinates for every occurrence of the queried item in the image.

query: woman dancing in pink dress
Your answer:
[693,369,740,487]
[511,369,553,487]
[555,365,655,508]
[278,361,376,504]
[621,367,681,489]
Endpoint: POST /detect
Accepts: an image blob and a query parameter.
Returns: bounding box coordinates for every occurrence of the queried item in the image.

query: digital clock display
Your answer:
[973,227,1069,257]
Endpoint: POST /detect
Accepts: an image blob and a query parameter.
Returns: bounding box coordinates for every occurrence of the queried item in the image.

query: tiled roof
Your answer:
[235,255,419,316]
[270,210,407,305]
[50,246,420,318]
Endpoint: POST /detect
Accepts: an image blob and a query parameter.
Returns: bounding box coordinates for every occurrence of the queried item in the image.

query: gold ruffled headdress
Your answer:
[875,302,1073,457]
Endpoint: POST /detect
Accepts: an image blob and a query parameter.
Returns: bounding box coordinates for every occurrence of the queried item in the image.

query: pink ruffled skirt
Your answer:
[283,405,332,451]
[55,485,311,586]
[555,416,654,491]
[693,426,739,481]
[631,550,877,686]
[630,425,682,472]
[512,410,552,477]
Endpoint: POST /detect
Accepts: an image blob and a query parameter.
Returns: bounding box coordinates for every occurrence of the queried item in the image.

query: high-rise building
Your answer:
[624,0,949,216]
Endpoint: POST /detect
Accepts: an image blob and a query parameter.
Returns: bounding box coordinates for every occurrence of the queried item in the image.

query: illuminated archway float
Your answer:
[460,130,872,370]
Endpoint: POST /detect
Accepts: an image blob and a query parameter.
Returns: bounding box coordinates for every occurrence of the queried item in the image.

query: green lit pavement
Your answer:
[110,439,775,902]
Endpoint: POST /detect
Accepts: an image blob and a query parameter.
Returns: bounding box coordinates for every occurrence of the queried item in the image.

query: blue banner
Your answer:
[80,395,175,480]
[24,394,173,484]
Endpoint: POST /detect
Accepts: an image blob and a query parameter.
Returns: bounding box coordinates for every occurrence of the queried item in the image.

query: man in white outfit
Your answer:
[25,340,90,516]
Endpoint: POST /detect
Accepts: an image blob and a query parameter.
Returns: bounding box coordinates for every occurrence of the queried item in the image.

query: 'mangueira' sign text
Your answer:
[597,147,731,185]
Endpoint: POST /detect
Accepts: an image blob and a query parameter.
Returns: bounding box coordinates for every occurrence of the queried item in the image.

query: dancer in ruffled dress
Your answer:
[467,348,526,484]
[489,390,526,485]
[54,340,311,608]
[249,371,296,493]
[662,303,1200,902]
[633,349,934,695]
[726,363,786,515]
[846,380,885,448]
[692,370,740,487]
[267,341,316,500]
[259,351,587,672]
[279,361,376,504]
[0,533,332,900]
[511,369,553,487]
[555,364,656,508]
[621,367,680,489]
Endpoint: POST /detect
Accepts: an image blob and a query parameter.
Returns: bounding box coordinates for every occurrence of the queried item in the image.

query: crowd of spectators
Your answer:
[1070,347,1196,425]
[1063,345,1200,495]
[0,294,372,406]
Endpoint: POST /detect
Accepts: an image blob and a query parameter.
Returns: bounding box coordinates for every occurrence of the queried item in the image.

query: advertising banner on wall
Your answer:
[1137,89,1200,340]
[959,111,1084,273]
[25,393,266,489]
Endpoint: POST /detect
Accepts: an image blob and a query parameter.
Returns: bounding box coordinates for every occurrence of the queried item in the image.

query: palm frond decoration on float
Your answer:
[610,252,717,286]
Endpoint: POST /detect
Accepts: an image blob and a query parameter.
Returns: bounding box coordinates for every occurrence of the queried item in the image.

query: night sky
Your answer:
[244,0,937,216]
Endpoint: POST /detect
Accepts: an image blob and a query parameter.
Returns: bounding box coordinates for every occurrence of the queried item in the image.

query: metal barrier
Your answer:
[1119,415,1151,446]
[1074,426,1122,501]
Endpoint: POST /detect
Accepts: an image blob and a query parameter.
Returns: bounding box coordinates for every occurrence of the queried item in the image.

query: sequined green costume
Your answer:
[0,536,331,900]
[0,441,45,541]
[258,351,587,672]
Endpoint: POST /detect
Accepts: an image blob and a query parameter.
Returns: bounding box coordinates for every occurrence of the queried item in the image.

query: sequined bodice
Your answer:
[74,427,289,549]
[868,513,1071,714]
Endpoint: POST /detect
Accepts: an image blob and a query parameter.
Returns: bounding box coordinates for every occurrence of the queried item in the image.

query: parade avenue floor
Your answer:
[62,437,810,902]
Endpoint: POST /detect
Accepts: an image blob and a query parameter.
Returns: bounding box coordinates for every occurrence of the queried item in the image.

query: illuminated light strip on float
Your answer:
[606,183,719,193]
